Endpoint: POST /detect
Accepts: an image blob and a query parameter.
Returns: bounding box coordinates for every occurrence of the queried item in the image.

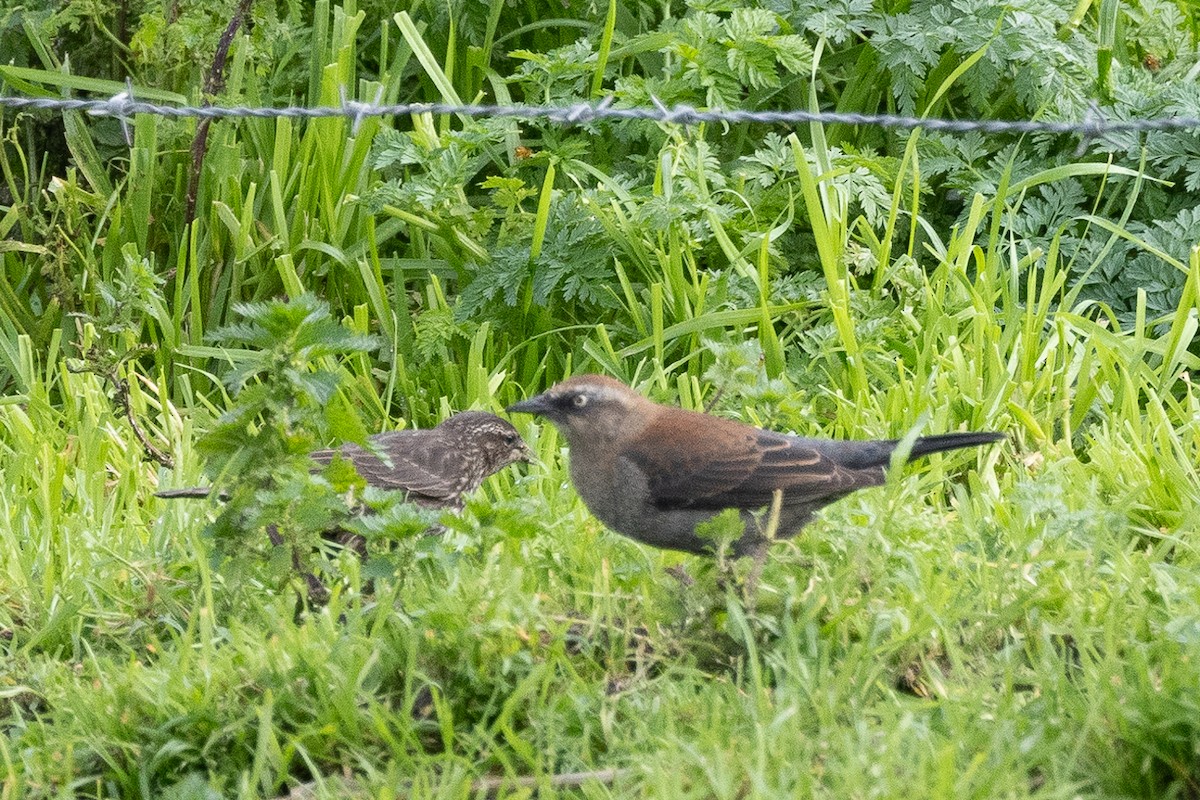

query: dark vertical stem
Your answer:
[115,0,129,52]
[184,119,212,224]
[184,0,256,225]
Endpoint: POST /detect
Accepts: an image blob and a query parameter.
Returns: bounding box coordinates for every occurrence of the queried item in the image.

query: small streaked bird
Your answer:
[156,411,534,509]
[508,375,1003,557]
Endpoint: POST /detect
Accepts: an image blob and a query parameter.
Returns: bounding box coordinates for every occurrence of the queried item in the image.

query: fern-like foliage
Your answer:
[457,196,618,320]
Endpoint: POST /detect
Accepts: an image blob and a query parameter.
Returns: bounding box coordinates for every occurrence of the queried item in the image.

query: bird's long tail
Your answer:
[908,431,1005,460]
[155,487,215,499]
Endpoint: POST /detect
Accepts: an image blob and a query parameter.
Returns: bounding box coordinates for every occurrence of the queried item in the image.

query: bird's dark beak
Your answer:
[507,393,553,416]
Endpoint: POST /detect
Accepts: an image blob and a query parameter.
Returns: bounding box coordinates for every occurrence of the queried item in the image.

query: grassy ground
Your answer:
[1,252,1198,797]
[3,0,1200,797]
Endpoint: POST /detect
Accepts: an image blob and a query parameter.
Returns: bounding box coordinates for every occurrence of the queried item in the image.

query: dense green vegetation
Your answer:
[2,0,1199,796]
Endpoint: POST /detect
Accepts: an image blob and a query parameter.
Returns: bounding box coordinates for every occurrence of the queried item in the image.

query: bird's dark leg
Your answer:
[325,525,374,597]
[740,541,769,609]
[327,528,369,560]
[740,489,782,608]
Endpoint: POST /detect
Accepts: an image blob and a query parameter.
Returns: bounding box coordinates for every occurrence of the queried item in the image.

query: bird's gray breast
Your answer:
[567,450,721,554]
[567,447,645,532]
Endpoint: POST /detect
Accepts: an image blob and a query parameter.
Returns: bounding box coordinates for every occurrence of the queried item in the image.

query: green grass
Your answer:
[1,245,1198,796]
[3,0,1200,796]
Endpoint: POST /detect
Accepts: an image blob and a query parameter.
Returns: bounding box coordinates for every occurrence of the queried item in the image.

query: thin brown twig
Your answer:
[475,768,636,794]
[113,373,175,469]
[702,385,725,414]
[67,349,175,469]
[266,523,329,606]
[283,767,635,800]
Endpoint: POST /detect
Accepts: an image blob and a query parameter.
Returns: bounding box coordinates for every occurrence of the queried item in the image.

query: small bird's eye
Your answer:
[504,433,518,445]
[573,394,589,408]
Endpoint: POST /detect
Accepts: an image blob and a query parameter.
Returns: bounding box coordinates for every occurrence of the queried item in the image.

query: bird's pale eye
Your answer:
[573,394,589,408]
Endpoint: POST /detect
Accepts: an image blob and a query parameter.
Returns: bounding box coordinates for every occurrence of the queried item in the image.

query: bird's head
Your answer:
[506,374,648,446]
[438,411,535,472]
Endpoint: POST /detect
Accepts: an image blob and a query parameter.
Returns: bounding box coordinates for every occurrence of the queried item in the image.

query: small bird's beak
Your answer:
[506,394,553,416]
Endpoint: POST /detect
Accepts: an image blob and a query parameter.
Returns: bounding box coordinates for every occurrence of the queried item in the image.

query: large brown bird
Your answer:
[508,375,1002,557]
[156,411,534,509]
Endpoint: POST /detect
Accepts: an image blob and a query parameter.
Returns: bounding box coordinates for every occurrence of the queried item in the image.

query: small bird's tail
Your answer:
[155,487,215,499]
[907,431,1006,460]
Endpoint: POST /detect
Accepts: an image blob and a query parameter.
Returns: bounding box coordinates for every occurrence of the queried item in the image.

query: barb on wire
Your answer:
[1074,102,1117,156]
[3,92,1200,140]
[341,84,386,135]
[88,77,137,146]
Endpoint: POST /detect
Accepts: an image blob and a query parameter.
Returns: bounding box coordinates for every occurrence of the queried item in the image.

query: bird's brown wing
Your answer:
[311,430,473,502]
[624,412,879,512]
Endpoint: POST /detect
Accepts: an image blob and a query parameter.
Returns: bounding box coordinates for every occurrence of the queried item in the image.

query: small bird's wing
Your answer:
[311,430,474,502]
[624,413,880,512]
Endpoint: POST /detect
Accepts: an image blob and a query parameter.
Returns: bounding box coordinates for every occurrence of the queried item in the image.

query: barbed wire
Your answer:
[2,91,1199,142]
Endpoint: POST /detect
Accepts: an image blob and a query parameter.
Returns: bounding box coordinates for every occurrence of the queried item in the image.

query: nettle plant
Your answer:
[196,295,378,591]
